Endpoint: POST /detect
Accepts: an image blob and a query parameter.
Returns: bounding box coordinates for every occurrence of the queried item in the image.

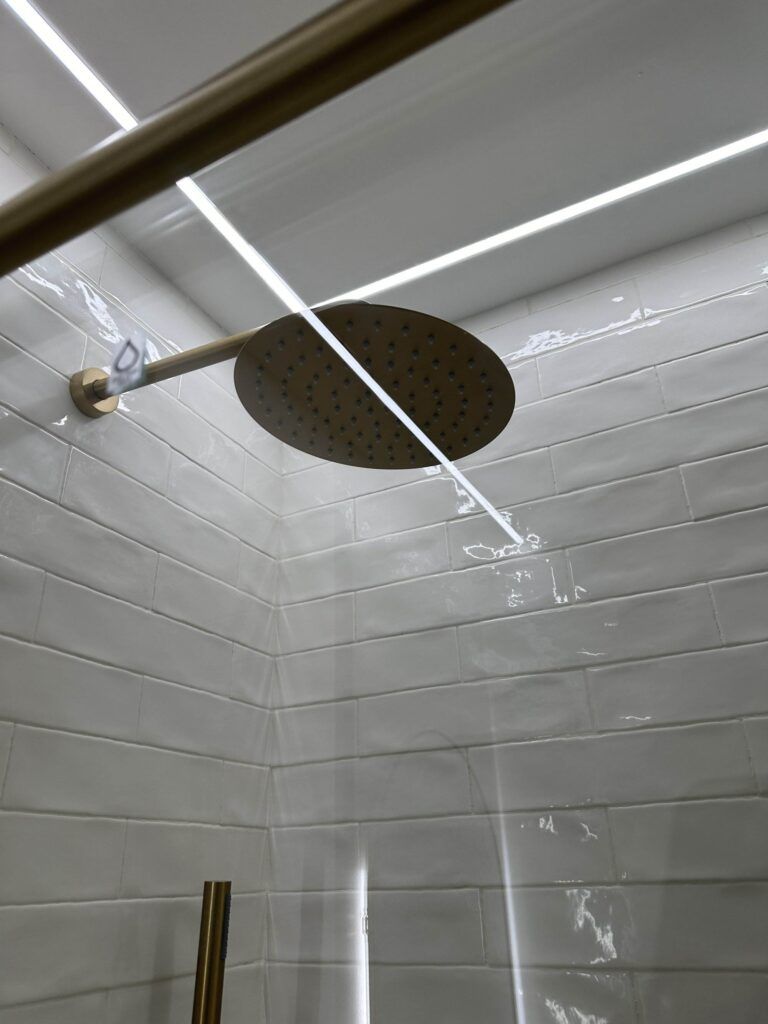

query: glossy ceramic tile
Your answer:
[710,572,768,644]
[138,678,270,762]
[469,722,753,811]
[458,586,721,679]
[365,809,613,888]
[166,450,279,554]
[0,813,125,903]
[637,233,768,313]
[277,592,354,653]
[63,450,241,585]
[2,727,223,822]
[552,387,768,493]
[373,966,515,1024]
[658,332,768,410]
[482,280,642,362]
[121,821,266,897]
[512,968,636,1024]
[267,964,358,1024]
[588,642,768,730]
[0,333,171,494]
[460,368,664,469]
[355,551,572,640]
[448,468,690,569]
[276,627,459,705]
[743,717,768,791]
[682,444,768,518]
[0,405,70,500]
[610,798,768,881]
[279,523,450,605]
[355,449,555,539]
[272,701,358,765]
[637,970,768,1024]
[0,552,44,641]
[154,555,274,651]
[0,635,142,740]
[358,671,589,755]
[271,749,473,826]
[36,575,234,695]
[0,276,86,375]
[270,824,360,891]
[279,500,355,558]
[569,508,768,601]
[1,476,158,607]
[367,890,485,964]
[537,283,768,396]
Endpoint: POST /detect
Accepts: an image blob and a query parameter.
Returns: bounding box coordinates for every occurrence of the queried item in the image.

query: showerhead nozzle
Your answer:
[233,302,515,469]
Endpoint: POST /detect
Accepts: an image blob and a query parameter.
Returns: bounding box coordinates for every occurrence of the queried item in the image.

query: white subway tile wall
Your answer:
[0,134,273,1021]
[267,181,768,1022]
[2,120,768,1024]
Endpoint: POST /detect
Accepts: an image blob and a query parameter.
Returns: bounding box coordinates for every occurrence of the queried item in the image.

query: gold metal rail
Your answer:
[191,881,232,1024]
[0,0,513,277]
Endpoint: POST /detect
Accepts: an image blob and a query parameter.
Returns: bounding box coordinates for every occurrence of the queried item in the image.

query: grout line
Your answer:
[652,363,669,412]
[116,818,130,899]
[677,465,696,521]
[740,719,761,793]
[0,724,16,804]
[706,582,727,646]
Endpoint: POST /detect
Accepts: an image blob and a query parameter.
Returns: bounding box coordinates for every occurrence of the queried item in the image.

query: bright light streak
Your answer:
[7,0,524,544]
[326,125,768,303]
[3,0,137,131]
[177,178,524,542]
[355,861,371,1024]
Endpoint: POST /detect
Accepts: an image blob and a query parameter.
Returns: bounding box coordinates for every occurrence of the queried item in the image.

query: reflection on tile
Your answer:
[483,281,642,362]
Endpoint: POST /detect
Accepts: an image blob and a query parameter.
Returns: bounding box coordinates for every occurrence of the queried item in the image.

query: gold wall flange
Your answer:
[69,368,119,417]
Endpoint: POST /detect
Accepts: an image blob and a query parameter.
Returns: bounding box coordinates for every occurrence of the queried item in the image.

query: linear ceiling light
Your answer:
[328,128,768,303]
[6,0,525,544]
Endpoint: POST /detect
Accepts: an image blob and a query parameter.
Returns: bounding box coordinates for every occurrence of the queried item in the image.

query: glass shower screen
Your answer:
[1,1,768,1022]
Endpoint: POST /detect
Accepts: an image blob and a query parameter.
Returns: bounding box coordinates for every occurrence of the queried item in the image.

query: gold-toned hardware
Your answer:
[191,880,231,1024]
[68,367,119,418]
[0,0,514,276]
[66,303,516,469]
[83,328,256,410]
[234,302,515,468]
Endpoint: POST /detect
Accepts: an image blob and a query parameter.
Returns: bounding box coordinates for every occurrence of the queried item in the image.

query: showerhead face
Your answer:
[234,302,515,469]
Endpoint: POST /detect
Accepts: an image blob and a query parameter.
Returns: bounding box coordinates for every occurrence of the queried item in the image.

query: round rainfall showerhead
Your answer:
[234,302,515,468]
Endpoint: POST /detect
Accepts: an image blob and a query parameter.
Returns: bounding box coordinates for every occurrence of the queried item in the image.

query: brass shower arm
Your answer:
[69,301,516,470]
[69,327,258,417]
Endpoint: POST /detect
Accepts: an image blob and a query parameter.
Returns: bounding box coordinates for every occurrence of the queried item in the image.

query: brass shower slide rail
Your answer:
[192,881,232,1024]
[0,0,513,278]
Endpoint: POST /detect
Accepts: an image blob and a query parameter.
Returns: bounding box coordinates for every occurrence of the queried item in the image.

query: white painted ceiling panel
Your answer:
[1,0,767,329]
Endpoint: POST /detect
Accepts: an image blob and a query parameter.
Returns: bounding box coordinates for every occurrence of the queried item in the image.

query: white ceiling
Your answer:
[1,0,768,332]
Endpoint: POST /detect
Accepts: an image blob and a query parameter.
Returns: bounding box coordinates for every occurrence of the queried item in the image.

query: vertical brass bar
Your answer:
[191,881,232,1024]
[0,0,514,276]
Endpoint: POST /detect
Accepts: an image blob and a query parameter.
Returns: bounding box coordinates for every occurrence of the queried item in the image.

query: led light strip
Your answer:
[5,0,525,543]
[327,128,768,303]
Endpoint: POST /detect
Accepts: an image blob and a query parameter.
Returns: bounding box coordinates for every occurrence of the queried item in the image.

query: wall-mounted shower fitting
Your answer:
[69,302,515,469]
[191,880,231,1024]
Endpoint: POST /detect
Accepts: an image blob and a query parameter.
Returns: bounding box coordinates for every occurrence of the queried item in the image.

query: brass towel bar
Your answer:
[0,0,513,277]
